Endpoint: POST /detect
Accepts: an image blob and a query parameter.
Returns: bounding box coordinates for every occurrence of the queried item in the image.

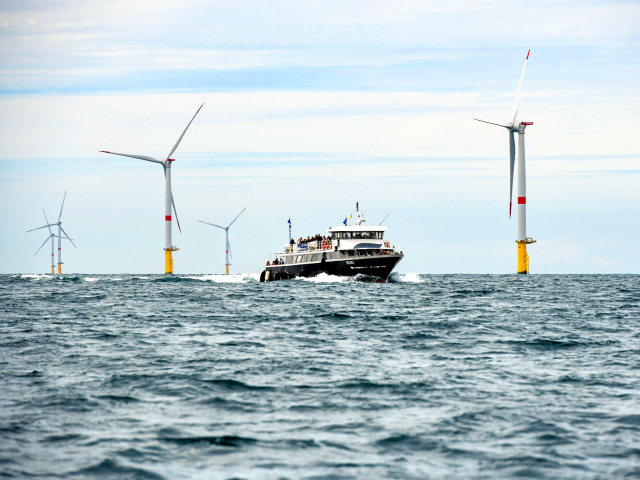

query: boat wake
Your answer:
[389,272,423,283]
[181,273,260,283]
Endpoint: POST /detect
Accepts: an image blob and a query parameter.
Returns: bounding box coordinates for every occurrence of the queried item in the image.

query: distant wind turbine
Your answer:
[100,104,203,274]
[199,207,247,274]
[474,49,536,274]
[28,193,76,273]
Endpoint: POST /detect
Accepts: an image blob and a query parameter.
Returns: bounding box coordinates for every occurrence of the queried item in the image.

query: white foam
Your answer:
[111,278,124,281]
[295,273,349,283]
[182,273,260,283]
[84,277,100,282]
[20,274,53,280]
[390,272,423,283]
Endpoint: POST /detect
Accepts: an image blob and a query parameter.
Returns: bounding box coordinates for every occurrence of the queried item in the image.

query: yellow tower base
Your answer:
[516,238,536,274]
[164,247,179,274]
[51,266,55,274]
[225,265,230,275]
[58,263,61,274]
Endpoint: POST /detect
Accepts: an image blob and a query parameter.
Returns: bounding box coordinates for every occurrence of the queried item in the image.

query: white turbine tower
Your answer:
[100,104,203,274]
[28,193,76,274]
[198,207,247,274]
[474,49,535,274]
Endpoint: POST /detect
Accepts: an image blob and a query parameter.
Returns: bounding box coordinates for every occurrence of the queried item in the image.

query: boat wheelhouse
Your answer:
[260,206,403,282]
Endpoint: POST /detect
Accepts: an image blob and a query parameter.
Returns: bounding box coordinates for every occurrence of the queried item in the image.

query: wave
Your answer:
[18,274,54,280]
[389,272,423,283]
[71,459,165,480]
[181,273,260,283]
[296,272,349,283]
[162,435,258,447]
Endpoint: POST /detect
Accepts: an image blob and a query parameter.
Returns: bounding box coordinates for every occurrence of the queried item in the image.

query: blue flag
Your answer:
[288,218,291,225]
[343,218,347,226]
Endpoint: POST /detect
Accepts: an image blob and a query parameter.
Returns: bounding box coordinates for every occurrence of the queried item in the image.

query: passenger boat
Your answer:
[260,205,403,282]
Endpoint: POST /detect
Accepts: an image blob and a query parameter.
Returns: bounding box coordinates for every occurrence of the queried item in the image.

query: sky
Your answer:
[0,0,639,274]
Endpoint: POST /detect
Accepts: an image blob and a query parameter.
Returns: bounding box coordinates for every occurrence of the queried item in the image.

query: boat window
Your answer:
[340,250,347,257]
[296,255,302,263]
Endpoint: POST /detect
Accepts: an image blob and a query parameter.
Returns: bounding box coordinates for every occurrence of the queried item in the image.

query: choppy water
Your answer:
[1,273,639,479]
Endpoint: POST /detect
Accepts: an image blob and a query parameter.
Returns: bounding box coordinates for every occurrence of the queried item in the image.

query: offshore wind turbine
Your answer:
[100,104,203,274]
[198,207,247,274]
[474,49,536,274]
[28,193,76,273]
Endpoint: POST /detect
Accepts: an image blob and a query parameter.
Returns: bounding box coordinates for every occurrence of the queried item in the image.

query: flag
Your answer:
[287,218,291,225]
[343,218,347,226]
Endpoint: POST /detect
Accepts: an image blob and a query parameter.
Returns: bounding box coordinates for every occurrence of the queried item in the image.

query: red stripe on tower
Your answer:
[165,215,172,221]
[518,197,526,204]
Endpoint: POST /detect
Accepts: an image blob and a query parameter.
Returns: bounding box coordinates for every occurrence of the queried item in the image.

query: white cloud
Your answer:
[1,92,639,160]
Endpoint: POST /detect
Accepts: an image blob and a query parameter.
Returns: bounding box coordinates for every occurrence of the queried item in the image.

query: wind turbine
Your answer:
[28,193,76,274]
[198,207,247,274]
[100,104,203,274]
[474,49,536,274]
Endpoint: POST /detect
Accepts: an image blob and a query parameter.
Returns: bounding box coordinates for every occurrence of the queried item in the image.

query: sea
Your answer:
[1,273,639,479]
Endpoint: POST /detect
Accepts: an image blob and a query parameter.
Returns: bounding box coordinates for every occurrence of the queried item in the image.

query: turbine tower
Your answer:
[475,49,535,274]
[100,104,203,274]
[28,193,76,273]
[198,207,247,274]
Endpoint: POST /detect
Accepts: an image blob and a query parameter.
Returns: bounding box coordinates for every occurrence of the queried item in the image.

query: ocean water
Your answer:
[1,273,639,479]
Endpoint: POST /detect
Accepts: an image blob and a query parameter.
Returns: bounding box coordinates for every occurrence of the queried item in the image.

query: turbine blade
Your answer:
[43,210,52,234]
[100,151,163,164]
[58,190,67,222]
[473,118,509,129]
[171,193,181,234]
[164,103,204,161]
[227,237,232,259]
[510,49,530,124]
[34,234,53,256]
[27,224,57,232]
[227,207,247,228]
[198,220,226,230]
[60,226,76,248]
[509,130,515,219]
[379,213,390,226]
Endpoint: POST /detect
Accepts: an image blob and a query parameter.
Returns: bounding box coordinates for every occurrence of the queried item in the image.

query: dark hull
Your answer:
[263,254,403,282]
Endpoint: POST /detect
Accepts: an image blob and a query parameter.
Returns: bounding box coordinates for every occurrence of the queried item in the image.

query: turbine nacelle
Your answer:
[505,121,533,131]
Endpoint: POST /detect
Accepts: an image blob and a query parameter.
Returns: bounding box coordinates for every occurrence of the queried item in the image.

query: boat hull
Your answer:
[263,253,403,282]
